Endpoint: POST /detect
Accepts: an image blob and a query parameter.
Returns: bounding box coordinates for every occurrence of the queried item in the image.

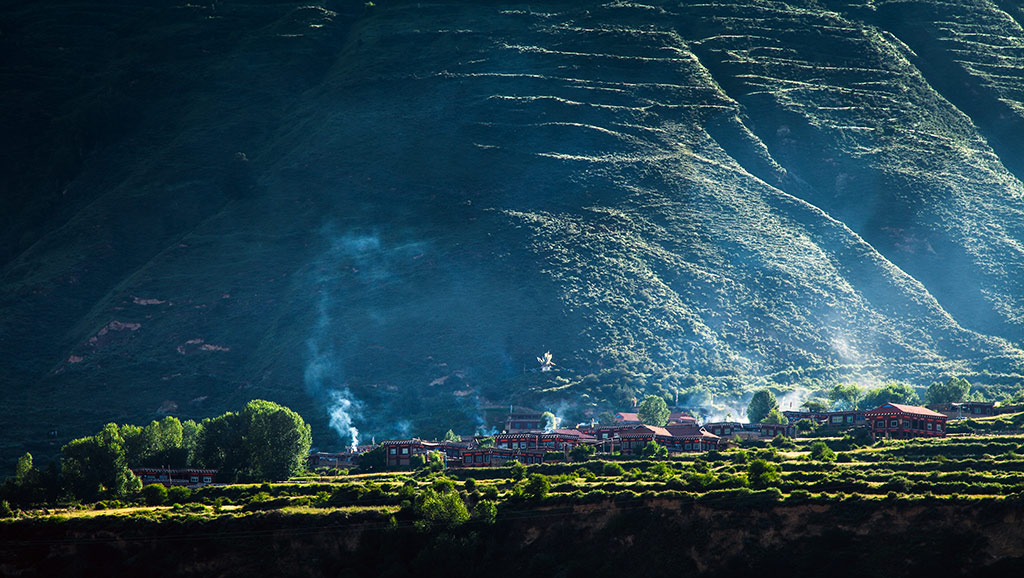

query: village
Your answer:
[302,399,1000,475]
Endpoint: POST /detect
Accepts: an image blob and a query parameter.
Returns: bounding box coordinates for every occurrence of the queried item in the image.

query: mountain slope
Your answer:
[2,0,1024,462]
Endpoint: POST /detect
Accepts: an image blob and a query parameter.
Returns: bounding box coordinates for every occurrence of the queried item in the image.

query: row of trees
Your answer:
[745,377,975,425]
[2,400,311,506]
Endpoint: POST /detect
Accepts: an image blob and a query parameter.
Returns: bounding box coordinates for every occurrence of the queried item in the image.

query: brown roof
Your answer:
[864,403,947,418]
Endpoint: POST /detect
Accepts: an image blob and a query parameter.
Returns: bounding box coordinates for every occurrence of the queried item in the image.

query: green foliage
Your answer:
[638,396,670,426]
[523,474,550,500]
[598,411,616,426]
[167,485,192,505]
[473,499,497,524]
[0,500,14,518]
[443,429,460,442]
[862,382,919,409]
[763,408,789,425]
[809,441,836,462]
[570,444,596,462]
[828,383,865,410]
[640,441,668,459]
[603,462,626,476]
[747,459,781,489]
[142,483,169,506]
[770,434,796,449]
[477,437,495,449]
[414,486,469,530]
[197,400,311,482]
[926,377,971,405]
[747,390,778,423]
[508,461,527,481]
[14,453,33,484]
[239,400,312,481]
[802,398,831,412]
[357,446,386,473]
[61,423,137,502]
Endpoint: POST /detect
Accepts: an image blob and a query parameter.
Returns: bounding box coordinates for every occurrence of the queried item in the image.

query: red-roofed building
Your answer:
[668,412,697,426]
[864,403,948,440]
[615,412,641,425]
[618,424,720,454]
[381,439,440,467]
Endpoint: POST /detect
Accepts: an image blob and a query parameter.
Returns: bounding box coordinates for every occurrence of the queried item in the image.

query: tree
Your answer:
[239,400,312,481]
[414,486,469,530]
[442,429,459,442]
[640,440,668,458]
[195,412,245,479]
[828,383,865,410]
[473,499,497,524]
[925,377,971,405]
[762,408,789,425]
[638,395,670,426]
[195,400,312,482]
[523,473,550,500]
[14,453,34,484]
[597,411,616,426]
[356,446,386,473]
[508,460,527,481]
[747,390,778,423]
[61,423,137,502]
[862,382,919,409]
[801,398,831,412]
[570,444,596,462]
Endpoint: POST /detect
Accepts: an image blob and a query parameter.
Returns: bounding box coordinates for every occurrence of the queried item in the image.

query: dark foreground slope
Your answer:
[3,0,1024,458]
[3,497,1024,577]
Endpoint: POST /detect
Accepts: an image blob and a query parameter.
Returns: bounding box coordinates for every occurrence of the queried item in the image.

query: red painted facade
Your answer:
[864,403,947,440]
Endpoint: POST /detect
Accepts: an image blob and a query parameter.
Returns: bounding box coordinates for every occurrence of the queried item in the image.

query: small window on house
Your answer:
[927,423,933,430]
[389,448,397,455]
[401,447,409,455]
[890,420,898,427]
[876,420,884,428]
[190,476,199,483]
[203,476,212,483]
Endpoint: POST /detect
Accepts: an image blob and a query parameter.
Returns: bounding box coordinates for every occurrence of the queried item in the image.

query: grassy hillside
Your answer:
[2,0,1024,467]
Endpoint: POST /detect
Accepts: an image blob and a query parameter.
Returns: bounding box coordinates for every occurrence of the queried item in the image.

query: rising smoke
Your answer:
[302,229,387,450]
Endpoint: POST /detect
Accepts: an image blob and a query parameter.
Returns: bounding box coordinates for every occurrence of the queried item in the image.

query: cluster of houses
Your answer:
[305,400,977,472]
[131,401,998,487]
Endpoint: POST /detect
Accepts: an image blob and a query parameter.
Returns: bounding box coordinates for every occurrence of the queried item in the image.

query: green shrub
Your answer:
[167,486,192,504]
[141,484,168,506]
[603,462,626,476]
[809,442,836,462]
[472,499,497,524]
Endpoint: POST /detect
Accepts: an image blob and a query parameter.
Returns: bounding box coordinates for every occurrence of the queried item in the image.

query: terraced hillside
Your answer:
[2,0,1024,463]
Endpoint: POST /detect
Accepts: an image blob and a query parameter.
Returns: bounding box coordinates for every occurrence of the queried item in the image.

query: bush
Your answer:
[603,462,626,476]
[0,500,14,518]
[473,500,497,524]
[141,484,168,506]
[809,442,836,462]
[523,474,550,501]
[167,486,192,504]
[747,459,781,489]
